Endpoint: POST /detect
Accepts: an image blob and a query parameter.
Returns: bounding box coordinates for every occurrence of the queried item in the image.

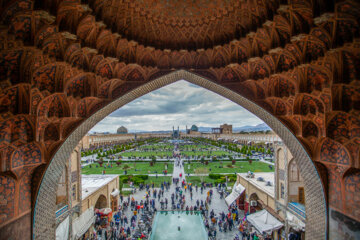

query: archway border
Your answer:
[33,70,327,239]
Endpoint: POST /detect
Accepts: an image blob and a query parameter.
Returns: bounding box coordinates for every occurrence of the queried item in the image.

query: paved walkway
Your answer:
[118,154,242,240]
[259,157,275,166]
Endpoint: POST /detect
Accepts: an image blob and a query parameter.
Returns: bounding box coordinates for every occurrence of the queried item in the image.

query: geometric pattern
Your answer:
[0,0,359,239]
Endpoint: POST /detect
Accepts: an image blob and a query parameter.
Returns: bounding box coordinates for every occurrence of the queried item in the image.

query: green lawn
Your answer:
[82,162,173,175]
[179,144,212,150]
[118,151,173,158]
[122,176,172,188]
[184,161,274,174]
[185,176,236,185]
[138,143,173,151]
[120,190,133,196]
[181,150,231,157]
[185,176,216,184]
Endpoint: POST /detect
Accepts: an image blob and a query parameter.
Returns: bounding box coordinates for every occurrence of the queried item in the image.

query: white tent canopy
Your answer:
[247,209,284,234]
[111,188,120,197]
[225,183,245,206]
[56,216,70,240]
[72,207,96,240]
[286,211,305,231]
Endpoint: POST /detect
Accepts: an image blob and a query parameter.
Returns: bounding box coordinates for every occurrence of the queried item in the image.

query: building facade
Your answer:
[81,175,120,214]
[274,143,306,239]
[55,146,119,240]
[233,144,307,239]
[55,145,82,240]
[236,172,282,238]
[220,124,233,134]
[80,132,172,149]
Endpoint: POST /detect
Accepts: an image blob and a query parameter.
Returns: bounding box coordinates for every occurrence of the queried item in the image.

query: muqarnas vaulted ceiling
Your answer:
[0,0,359,239]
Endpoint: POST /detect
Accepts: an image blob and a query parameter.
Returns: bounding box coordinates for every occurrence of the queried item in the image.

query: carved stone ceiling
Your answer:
[92,0,261,49]
[1,0,360,239]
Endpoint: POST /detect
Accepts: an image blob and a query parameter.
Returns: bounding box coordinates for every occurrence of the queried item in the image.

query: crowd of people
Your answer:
[83,152,270,240]
[86,177,242,240]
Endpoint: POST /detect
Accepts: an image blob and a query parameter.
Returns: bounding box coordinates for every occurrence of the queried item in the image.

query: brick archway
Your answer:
[0,0,359,239]
[94,194,107,209]
[33,70,327,239]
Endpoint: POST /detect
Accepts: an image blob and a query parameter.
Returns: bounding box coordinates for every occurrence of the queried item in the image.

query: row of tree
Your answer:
[190,137,272,155]
[81,137,162,157]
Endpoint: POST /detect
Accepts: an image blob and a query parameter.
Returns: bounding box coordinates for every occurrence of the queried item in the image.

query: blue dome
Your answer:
[190,125,198,131]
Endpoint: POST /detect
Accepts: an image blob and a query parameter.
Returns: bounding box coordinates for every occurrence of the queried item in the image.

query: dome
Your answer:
[191,125,198,132]
[93,0,242,49]
[117,126,128,134]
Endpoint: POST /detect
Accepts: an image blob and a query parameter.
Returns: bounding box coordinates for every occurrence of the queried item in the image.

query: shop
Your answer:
[247,209,284,239]
[72,207,96,240]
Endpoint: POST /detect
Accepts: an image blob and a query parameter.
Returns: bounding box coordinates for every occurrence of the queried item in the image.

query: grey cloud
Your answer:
[91,80,264,133]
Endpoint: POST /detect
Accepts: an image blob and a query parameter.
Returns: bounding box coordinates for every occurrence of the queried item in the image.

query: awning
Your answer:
[56,216,70,240]
[111,188,120,197]
[225,183,245,206]
[98,207,112,215]
[72,207,96,240]
[286,211,305,232]
[247,209,284,234]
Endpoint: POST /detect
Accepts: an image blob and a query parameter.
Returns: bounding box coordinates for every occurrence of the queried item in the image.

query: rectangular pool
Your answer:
[150,211,207,240]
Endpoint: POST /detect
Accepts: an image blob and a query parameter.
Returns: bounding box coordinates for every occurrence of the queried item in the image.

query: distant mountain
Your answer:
[197,127,213,132]
[233,123,271,132]
[194,123,271,133]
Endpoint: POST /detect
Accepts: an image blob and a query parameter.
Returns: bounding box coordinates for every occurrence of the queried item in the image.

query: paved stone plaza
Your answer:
[117,157,243,240]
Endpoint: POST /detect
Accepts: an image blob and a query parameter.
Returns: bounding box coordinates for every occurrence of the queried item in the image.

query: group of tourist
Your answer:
[83,145,271,240]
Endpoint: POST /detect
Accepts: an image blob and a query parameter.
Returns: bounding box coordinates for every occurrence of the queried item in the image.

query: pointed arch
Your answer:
[34,70,327,240]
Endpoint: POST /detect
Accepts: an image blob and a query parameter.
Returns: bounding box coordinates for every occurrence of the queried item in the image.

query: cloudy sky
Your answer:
[90,80,264,133]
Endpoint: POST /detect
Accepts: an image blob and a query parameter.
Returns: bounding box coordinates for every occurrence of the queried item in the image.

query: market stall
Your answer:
[95,208,113,229]
[72,207,96,239]
[247,209,284,235]
[225,182,245,206]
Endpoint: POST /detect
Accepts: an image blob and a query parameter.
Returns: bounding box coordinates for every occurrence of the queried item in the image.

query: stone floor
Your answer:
[117,157,242,240]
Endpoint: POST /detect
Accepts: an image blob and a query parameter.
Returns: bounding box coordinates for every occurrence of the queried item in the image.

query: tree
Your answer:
[119,179,123,194]
[134,158,138,168]
[150,156,156,166]
[116,159,122,166]
[194,167,209,183]
[229,155,236,165]
[98,158,104,167]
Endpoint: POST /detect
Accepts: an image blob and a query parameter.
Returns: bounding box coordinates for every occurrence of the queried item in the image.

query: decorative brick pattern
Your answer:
[279,169,285,180]
[1,0,359,239]
[33,71,327,239]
